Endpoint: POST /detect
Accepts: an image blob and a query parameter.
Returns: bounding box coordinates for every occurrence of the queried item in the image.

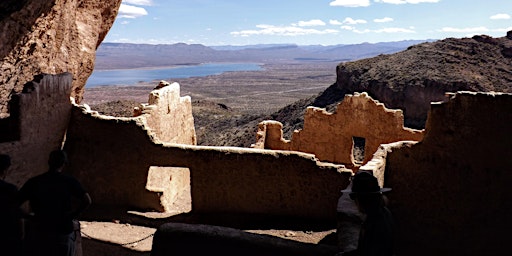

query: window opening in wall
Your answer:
[352,136,366,165]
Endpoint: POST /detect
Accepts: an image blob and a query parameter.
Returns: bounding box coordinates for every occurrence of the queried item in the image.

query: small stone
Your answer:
[284,231,296,237]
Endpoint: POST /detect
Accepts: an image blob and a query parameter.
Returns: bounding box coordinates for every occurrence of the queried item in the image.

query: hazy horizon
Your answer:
[101,38,434,47]
[105,0,511,46]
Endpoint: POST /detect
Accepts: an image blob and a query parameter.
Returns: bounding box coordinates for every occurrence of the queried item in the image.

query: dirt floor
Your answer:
[79,215,338,255]
[78,61,342,255]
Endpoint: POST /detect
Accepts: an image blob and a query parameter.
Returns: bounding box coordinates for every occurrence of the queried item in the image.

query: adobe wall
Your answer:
[0,73,73,186]
[135,81,196,145]
[0,75,349,220]
[370,92,511,255]
[133,81,196,212]
[64,105,352,219]
[256,92,424,167]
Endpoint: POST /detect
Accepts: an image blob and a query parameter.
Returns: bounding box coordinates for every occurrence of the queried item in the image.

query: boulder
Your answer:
[0,0,121,115]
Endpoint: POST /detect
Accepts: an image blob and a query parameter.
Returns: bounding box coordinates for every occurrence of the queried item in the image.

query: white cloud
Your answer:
[330,20,343,25]
[438,26,512,37]
[118,4,148,19]
[341,25,356,31]
[231,25,338,37]
[490,13,511,20]
[342,17,367,25]
[344,26,415,34]
[329,0,370,7]
[374,17,394,23]
[494,26,512,32]
[122,0,153,6]
[439,26,490,33]
[374,27,415,33]
[297,19,326,27]
[375,0,439,4]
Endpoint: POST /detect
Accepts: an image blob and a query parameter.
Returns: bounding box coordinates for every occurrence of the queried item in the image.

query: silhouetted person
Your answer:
[19,150,91,256]
[0,154,22,256]
[340,171,393,256]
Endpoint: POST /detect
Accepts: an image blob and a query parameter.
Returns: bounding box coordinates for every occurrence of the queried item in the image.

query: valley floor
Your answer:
[82,62,338,115]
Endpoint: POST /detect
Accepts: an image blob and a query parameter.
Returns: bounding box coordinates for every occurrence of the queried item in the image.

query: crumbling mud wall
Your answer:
[135,81,196,145]
[0,74,349,220]
[255,92,424,167]
[134,82,196,212]
[0,73,73,186]
[64,102,352,219]
[365,92,511,256]
[0,0,121,115]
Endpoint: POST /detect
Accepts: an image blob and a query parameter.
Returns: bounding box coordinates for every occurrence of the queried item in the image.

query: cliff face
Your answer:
[328,32,512,128]
[0,0,121,115]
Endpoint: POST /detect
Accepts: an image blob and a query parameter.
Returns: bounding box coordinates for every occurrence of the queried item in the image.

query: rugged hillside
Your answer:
[217,32,512,147]
[328,32,512,128]
[91,32,512,147]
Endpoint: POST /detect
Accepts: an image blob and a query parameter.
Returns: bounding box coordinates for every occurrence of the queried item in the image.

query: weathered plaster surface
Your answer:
[64,105,352,219]
[359,92,512,255]
[134,82,196,212]
[139,82,196,145]
[256,92,424,167]
[0,73,72,186]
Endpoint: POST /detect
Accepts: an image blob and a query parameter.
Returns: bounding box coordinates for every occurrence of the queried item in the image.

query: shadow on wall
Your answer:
[0,73,351,223]
[0,73,73,186]
[362,92,512,256]
[63,81,352,221]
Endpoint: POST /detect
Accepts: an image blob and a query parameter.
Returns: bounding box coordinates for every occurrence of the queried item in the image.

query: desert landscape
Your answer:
[1,1,511,256]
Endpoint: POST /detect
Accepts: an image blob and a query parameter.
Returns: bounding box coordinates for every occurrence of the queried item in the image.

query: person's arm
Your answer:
[70,192,91,219]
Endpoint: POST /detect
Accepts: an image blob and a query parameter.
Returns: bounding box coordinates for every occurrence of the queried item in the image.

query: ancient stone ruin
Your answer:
[254,92,424,168]
[1,1,512,255]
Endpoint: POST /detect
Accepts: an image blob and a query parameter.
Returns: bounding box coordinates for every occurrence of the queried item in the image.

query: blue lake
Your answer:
[85,63,263,87]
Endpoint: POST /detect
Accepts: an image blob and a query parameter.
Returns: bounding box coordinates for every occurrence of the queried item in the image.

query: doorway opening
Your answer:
[352,136,366,165]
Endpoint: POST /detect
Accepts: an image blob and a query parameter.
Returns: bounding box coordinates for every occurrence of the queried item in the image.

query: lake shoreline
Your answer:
[86,62,265,87]
[93,62,266,72]
[83,62,337,114]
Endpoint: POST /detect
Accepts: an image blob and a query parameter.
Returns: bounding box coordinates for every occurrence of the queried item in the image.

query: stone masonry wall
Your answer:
[64,103,352,219]
[256,92,424,167]
[55,81,352,219]
[0,73,73,186]
[136,82,196,145]
[359,92,512,255]
[134,81,196,212]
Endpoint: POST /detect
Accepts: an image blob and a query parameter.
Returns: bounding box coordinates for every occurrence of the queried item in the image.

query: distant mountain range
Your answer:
[94,40,432,70]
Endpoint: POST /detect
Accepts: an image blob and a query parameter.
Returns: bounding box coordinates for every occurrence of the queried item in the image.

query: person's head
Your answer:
[48,150,68,171]
[0,154,11,177]
[342,171,391,213]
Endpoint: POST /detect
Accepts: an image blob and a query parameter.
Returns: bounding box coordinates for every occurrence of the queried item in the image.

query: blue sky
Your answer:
[104,0,512,46]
